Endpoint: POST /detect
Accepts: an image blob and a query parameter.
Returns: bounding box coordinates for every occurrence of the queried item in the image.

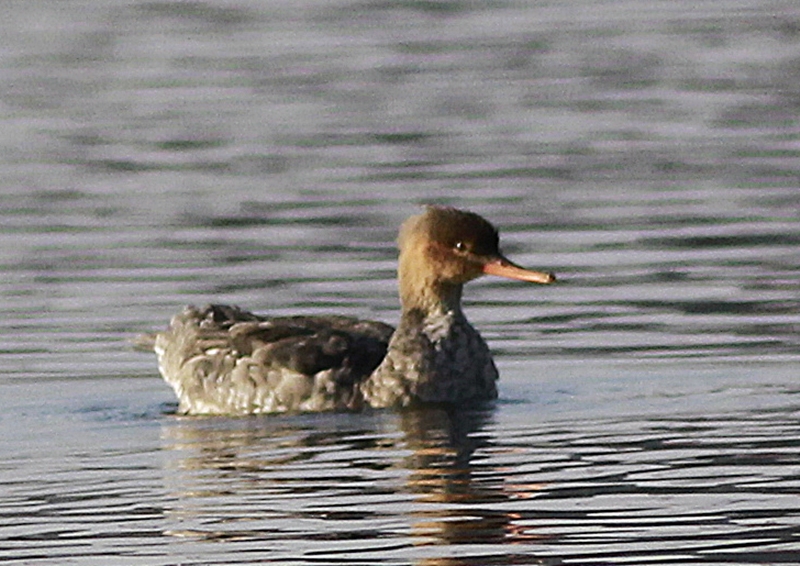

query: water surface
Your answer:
[1,0,799,564]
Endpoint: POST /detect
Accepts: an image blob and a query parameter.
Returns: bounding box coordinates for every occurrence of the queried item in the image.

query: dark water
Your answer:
[2,0,800,564]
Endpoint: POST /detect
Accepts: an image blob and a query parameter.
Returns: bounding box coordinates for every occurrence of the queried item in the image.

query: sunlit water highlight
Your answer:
[1,0,799,564]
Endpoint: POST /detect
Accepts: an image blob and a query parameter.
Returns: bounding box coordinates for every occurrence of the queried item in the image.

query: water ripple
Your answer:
[2,0,800,564]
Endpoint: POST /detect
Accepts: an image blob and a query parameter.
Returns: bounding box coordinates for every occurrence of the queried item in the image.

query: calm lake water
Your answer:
[2,0,800,564]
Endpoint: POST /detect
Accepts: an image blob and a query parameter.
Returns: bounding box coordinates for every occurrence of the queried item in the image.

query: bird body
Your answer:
[143,206,554,415]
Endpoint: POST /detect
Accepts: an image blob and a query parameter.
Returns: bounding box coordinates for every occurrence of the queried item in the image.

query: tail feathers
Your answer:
[131,332,157,352]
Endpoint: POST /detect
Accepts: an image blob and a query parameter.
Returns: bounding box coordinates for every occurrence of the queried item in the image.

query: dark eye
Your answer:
[454,241,466,252]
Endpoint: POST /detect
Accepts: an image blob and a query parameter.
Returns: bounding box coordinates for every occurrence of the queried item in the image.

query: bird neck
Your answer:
[397,251,464,318]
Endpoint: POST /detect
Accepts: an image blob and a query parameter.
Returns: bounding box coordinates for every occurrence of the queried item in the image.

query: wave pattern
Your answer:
[1,0,799,564]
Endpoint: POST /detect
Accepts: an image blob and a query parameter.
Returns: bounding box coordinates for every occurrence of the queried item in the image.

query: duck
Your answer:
[140,206,555,415]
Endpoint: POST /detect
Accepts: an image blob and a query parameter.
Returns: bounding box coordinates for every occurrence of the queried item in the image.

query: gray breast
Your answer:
[362,308,498,408]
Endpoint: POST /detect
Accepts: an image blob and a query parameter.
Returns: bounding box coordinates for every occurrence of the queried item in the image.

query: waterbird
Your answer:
[140,206,555,415]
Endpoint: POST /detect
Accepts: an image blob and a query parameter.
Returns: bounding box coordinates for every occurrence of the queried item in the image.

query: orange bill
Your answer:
[482,256,556,284]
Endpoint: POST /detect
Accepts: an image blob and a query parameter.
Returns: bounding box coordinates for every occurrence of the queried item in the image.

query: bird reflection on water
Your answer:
[159,406,551,563]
